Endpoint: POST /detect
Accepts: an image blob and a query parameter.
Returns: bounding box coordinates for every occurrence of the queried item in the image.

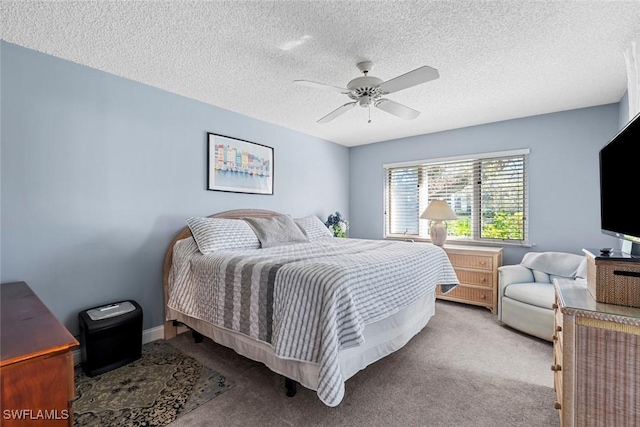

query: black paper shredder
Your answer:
[78,300,143,377]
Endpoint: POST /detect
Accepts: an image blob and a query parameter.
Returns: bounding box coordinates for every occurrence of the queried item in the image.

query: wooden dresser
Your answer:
[437,245,503,314]
[1,281,79,426]
[552,279,640,427]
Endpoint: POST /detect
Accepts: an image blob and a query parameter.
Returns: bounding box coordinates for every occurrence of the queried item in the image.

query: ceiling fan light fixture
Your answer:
[358,96,373,108]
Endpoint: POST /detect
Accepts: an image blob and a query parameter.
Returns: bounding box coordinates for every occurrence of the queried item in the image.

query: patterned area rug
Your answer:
[73,340,234,426]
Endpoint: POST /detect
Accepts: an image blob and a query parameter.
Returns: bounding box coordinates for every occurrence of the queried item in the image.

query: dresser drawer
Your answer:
[555,304,563,328]
[554,338,563,367]
[555,324,563,348]
[552,341,563,409]
[453,269,493,288]
[447,253,494,271]
[554,296,563,345]
[554,368,563,402]
[436,285,492,306]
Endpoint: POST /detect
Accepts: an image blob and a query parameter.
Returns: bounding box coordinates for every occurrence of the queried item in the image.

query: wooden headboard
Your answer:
[163,209,282,339]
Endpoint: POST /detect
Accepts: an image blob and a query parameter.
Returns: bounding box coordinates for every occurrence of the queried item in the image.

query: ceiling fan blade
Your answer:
[294,80,350,94]
[375,99,420,120]
[378,66,439,94]
[317,102,357,123]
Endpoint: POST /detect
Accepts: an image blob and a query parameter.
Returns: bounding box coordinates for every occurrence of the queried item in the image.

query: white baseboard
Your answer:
[72,325,165,367]
[142,325,166,343]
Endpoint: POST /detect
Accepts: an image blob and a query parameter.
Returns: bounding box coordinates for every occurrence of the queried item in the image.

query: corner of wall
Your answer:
[619,90,630,129]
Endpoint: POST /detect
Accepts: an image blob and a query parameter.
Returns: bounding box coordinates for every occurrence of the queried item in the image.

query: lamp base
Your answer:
[430,221,448,246]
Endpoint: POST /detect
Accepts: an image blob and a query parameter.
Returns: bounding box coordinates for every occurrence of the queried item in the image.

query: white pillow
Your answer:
[185,217,260,254]
[293,215,334,241]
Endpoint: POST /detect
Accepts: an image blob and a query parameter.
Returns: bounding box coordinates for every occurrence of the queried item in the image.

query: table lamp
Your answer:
[420,200,458,246]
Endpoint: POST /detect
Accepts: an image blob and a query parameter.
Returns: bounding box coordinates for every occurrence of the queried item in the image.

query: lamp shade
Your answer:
[420,200,458,221]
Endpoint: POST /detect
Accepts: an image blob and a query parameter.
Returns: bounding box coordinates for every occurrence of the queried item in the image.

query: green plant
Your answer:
[448,212,524,240]
[449,217,471,237]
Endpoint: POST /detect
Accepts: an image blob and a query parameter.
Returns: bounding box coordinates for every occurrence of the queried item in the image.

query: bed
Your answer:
[163,209,458,407]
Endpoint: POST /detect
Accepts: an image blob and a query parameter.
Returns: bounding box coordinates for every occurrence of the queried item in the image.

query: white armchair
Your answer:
[498,252,586,341]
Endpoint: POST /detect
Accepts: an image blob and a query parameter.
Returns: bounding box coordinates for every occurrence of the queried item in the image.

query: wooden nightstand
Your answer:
[437,245,503,314]
[1,281,79,426]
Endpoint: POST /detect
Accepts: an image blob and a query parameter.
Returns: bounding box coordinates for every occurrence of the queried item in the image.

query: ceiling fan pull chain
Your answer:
[368,105,372,123]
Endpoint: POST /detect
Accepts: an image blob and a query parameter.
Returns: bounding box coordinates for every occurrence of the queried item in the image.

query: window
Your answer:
[384,149,529,245]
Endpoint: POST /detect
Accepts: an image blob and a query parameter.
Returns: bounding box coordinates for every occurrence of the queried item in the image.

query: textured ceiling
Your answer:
[2,1,640,147]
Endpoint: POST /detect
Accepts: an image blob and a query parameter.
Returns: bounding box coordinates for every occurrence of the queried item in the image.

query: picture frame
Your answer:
[207,133,274,195]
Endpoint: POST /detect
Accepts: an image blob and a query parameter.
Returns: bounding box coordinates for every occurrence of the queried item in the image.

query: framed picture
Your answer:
[207,133,274,195]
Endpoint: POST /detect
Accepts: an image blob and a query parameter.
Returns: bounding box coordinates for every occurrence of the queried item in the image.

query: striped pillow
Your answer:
[293,215,334,241]
[244,215,309,248]
[185,217,260,254]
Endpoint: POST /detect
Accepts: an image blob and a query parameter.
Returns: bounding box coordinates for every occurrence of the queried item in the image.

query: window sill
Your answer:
[384,236,534,248]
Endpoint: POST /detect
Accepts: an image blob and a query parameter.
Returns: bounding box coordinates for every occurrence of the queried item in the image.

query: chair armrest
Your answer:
[497,265,535,320]
[498,265,535,293]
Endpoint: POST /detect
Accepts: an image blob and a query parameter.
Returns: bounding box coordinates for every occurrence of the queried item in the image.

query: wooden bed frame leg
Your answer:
[164,320,177,340]
[192,330,204,343]
[285,377,297,397]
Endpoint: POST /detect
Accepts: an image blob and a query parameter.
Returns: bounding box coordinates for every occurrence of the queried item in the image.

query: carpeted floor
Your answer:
[165,300,559,427]
[73,340,234,426]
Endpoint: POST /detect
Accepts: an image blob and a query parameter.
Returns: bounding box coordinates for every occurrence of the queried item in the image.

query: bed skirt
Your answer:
[167,289,436,392]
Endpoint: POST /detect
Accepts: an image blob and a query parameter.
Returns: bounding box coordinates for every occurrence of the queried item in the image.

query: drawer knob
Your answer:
[556,325,562,332]
[552,303,559,309]
[550,364,562,372]
[552,334,558,341]
[554,402,562,410]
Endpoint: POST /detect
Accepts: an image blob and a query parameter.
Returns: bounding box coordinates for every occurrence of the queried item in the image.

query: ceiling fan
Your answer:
[294,61,439,124]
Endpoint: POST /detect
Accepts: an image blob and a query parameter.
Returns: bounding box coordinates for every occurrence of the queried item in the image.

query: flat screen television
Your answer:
[599,110,640,254]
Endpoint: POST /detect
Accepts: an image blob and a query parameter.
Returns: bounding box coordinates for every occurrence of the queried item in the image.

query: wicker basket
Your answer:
[586,255,640,308]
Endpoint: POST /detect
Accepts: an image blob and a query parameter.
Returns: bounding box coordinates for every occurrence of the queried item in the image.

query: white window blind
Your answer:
[384,150,529,244]
[386,167,421,235]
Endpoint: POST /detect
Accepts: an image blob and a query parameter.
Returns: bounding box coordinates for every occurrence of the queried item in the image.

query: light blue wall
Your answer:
[0,42,349,335]
[0,40,629,334]
[349,105,621,265]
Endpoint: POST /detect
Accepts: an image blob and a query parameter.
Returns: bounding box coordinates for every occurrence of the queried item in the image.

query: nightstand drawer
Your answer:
[436,285,492,306]
[454,269,493,288]
[447,253,494,271]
